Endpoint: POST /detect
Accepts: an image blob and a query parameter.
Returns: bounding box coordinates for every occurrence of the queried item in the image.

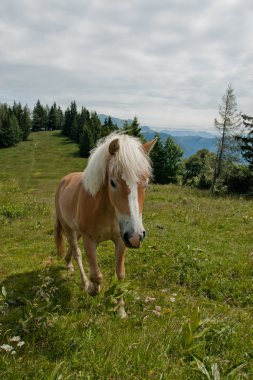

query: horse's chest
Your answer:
[79,213,119,242]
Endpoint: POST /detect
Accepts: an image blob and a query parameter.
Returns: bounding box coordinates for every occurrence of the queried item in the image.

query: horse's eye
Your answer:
[110,179,116,188]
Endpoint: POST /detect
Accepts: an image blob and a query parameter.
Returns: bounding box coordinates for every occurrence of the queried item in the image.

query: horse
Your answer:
[54,132,157,317]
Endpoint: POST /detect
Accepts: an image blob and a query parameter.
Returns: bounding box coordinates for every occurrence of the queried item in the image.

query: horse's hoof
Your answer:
[118,307,127,319]
[67,265,74,273]
[87,282,100,296]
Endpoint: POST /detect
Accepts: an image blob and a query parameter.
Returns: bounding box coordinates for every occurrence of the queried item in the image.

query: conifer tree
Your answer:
[101,115,118,137]
[32,100,47,131]
[237,114,253,169]
[90,111,102,142]
[123,116,144,140]
[47,103,58,130]
[150,133,166,183]
[163,136,183,183]
[56,106,64,130]
[79,125,94,157]
[211,84,241,193]
[0,104,21,147]
[20,105,31,140]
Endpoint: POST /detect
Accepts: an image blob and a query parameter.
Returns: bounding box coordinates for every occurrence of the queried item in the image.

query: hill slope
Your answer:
[0,132,252,379]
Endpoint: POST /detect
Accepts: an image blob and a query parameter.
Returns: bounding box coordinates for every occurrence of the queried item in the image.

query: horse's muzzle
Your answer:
[123,231,145,249]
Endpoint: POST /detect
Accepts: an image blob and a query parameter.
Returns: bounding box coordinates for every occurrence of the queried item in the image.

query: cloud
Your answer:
[0,0,252,131]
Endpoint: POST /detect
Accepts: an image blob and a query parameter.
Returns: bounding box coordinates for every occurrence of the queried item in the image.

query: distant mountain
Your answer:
[159,129,216,139]
[98,114,217,157]
[98,114,132,128]
[142,129,217,158]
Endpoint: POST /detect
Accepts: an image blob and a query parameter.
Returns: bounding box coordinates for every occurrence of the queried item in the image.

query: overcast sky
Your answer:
[0,0,252,131]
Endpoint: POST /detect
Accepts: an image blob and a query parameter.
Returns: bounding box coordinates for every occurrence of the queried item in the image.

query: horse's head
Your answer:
[108,137,156,249]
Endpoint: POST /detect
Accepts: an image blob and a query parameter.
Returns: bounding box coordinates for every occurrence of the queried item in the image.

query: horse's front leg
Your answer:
[115,239,127,318]
[83,236,102,296]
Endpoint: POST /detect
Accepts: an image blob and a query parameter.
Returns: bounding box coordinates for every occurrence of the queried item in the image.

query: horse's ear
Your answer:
[142,138,157,154]
[109,139,120,155]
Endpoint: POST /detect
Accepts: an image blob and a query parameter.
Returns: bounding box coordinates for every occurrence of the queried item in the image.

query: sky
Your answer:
[0,0,252,132]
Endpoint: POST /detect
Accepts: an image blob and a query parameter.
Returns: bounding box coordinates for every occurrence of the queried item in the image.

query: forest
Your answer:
[0,85,252,195]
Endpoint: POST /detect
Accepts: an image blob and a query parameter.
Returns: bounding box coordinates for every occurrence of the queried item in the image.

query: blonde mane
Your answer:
[83,133,152,196]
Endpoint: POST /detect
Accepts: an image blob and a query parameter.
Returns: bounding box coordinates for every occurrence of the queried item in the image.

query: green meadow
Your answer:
[0,132,253,379]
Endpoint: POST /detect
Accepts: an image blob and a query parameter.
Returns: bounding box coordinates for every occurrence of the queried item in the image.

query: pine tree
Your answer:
[0,104,21,147]
[20,105,31,140]
[47,103,58,130]
[123,116,144,140]
[150,133,166,183]
[211,84,241,193]
[77,107,90,138]
[163,137,183,183]
[101,115,118,137]
[12,101,23,127]
[79,125,94,157]
[32,100,47,131]
[62,101,78,138]
[237,114,253,169]
[56,106,64,130]
[62,107,71,136]
[90,112,102,142]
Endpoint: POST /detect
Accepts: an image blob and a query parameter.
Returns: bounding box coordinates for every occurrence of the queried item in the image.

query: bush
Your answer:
[224,165,253,194]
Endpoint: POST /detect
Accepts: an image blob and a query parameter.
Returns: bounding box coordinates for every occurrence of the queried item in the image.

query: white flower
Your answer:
[172,293,177,297]
[0,344,13,352]
[152,309,161,317]
[145,296,156,304]
[155,305,162,312]
[11,350,17,355]
[161,289,168,293]
[9,336,21,342]
[169,297,176,303]
[17,341,25,347]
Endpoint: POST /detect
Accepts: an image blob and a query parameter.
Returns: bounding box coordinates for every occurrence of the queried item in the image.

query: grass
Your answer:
[0,131,253,379]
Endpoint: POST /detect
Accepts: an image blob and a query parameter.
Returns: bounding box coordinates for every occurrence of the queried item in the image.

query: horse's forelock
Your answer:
[83,133,152,196]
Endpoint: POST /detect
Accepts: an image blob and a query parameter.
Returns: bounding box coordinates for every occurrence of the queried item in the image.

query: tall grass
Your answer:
[0,132,252,379]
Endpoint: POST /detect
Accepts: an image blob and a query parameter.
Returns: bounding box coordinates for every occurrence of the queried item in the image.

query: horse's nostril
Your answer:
[123,232,129,242]
[139,231,146,242]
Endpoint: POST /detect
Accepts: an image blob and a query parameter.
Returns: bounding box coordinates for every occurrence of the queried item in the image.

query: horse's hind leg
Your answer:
[67,231,89,291]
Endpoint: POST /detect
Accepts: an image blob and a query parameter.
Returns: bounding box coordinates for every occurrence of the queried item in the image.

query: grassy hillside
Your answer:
[0,132,253,379]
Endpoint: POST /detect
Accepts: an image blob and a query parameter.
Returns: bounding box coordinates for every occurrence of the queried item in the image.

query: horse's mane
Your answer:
[83,132,152,196]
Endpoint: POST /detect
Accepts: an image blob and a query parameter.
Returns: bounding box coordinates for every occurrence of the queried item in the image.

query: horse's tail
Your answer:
[54,217,65,257]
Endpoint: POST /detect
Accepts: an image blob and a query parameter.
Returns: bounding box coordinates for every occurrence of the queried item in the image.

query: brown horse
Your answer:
[54,132,156,317]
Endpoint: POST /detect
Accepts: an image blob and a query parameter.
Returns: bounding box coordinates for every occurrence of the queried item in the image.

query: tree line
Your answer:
[0,86,253,195]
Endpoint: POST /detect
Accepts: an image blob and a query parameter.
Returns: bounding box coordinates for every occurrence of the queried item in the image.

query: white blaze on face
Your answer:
[126,179,143,234]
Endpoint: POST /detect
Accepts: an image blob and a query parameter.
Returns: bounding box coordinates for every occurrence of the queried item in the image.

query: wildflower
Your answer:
[161,289,169,293]
[152,309,161,317]
[9,336,21,343]
[172,293,177,297]
[17,341,25,347]
[152,305,162,317]
[0,344,13,352]
[163,307,172,314]
[145,296,156,304]
[11,350,17,355]
[169,297,176,302]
